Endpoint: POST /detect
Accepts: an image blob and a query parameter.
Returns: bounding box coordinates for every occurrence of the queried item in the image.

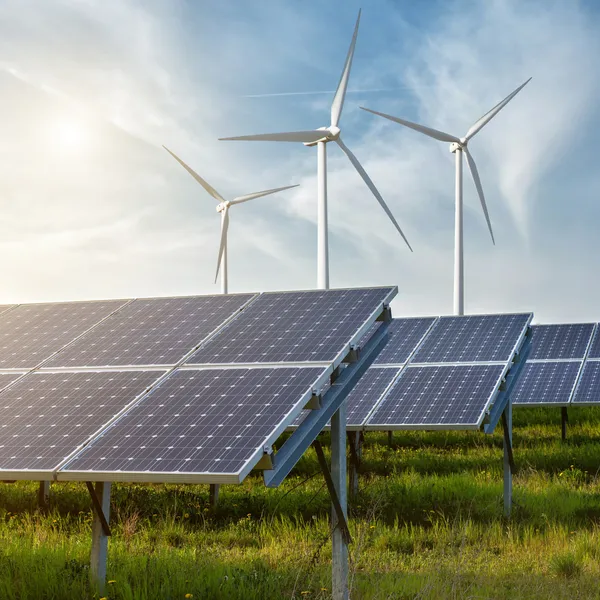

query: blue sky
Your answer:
[0,0,599,323]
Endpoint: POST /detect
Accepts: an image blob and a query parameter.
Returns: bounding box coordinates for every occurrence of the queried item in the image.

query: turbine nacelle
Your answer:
[216,201,230,213]
[449,141,466,153]
[303,125,341,147]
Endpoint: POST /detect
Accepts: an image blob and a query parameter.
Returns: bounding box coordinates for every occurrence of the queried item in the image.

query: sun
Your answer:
[47,117,92,152]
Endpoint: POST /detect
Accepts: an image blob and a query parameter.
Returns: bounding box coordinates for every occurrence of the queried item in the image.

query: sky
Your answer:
[0,0,599,323]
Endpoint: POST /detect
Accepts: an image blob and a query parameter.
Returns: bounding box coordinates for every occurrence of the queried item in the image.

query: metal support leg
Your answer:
[330,404,349,600]
[387,430,392,446]
[502,403,513,518]
[347,431,362,499]
[561,407,568,442]
[88,482,111,592]
[38,481,50,511]
[209,484,220,507]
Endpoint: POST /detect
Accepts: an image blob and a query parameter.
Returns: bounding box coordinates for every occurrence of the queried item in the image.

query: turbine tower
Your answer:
[361,78,531,315]
[219,10,412,290]
[164,146,298,294]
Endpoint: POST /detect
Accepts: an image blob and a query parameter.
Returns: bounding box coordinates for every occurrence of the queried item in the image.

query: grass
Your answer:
[3,407,600,598]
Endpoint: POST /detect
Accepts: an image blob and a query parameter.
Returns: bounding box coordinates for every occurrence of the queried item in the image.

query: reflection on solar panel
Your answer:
[586,328,600,359]
[0,300,126,369]
[367,364,505,429]
[187,288,394,365]
[46,295,255,368]
[372,318,436,365]
[0,306,16,317]
[61,367,327,482]
[0,370,163,473]
[511,361,581,406]
[528,324,594,360]
[572,362,600,404]
[412,314,530,364]
[345,368,400,427]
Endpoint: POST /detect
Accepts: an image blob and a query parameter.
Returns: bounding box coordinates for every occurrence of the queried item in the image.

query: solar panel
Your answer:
[60,366,328,483]
[371,318,436,365]
[366,364,506,429]
[527,324,594,360]
[412,314,531,364]
[0,305,17,317]
[0,370,164,474]
[571,361,600,404]
[0,372,24,391]
[586,327,600,359]
[46,295,255,368]
[345,368,401,427]
[0,300,126,369]
[511,361,581,406]
[187,288,394,365]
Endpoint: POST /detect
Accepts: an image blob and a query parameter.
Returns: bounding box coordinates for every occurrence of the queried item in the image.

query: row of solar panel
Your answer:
[0,288,392,369]
[293,312,533,431]
[510,323,600,406]
[0,287,395,483]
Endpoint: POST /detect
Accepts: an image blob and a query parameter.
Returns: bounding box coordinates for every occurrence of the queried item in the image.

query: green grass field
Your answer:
[2,407,600,599]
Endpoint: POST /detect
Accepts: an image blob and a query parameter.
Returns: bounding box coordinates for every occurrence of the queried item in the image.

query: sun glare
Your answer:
[46,117,93,153]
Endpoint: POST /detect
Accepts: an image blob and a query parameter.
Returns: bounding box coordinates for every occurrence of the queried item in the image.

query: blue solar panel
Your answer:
[61,367,327,481]
[0,300,127,369]
[187,288,394,365]
[366,364,505,429]
[571,361,600,404]
[0,370,164,473]
[511,361,581,406]
[370,318,436,365]
[412,314,531,364]
[528,324,594,360]
[586,327,600,359]
[46,295,255,368]
[345,368,401,427]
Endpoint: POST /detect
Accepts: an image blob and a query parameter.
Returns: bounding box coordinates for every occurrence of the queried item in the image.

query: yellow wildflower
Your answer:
[108,580,116,584]
[185,594,193,599]
[184,513,190,519]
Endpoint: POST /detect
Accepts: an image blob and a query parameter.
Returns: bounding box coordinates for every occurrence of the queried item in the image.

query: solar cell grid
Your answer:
[528,324,594,360]
[412,314,530,364]
[586,326,600,359]
[572,361,600,404]
[187,288,394,365]
[366,364,505,429]
[372,317,436,365]
[0,372,24,392]
[0,300,127,369]
[0,370,164,473]
[345,367,401,426]
[46,294,255,368]
[61,366,327,481]
[511,361,581,406]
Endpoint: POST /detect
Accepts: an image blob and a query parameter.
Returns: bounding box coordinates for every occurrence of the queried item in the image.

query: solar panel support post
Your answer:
[38,481,50,511]
[502,402,513,518]
[87,482,111,592]
[387,431,393,447]
[209,484,220,508]
[561,407,568,441]
[347,430,362,499]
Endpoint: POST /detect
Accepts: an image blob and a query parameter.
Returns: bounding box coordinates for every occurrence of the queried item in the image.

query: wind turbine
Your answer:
[163,146,298,294]
[219,9,412,290]
[361,78,531,315]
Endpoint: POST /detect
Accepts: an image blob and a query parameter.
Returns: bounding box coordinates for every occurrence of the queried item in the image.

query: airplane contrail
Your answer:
[242,87,411,98]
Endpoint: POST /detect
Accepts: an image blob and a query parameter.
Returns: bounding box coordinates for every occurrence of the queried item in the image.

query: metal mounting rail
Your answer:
[263,317,390,488]
[484,327,532,435]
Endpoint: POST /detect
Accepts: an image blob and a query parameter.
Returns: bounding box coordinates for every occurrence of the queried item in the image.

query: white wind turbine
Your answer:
[164,146,298,294]
[219,9,412,290]
[361,78,531,315]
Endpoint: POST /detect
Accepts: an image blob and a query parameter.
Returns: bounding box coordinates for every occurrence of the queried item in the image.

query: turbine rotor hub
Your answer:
[303,126,340,146]
[216,201,229,213]
[449,141,466,153]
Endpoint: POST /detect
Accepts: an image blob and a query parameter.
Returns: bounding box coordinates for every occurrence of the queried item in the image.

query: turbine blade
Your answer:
[360,107,460,143]
[335,137,413,251]
[464,148,495,244]
[331,9,361,128]
[163,146,225,202]
[215,208,230,283]
[231,184,299,205]
[219,130,327,143]
[464,78,532,141]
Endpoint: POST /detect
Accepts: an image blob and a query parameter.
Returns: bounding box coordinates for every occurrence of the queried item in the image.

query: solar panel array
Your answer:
[511,323,599,407]
[291,313,531,432]
[0,287,395,483]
